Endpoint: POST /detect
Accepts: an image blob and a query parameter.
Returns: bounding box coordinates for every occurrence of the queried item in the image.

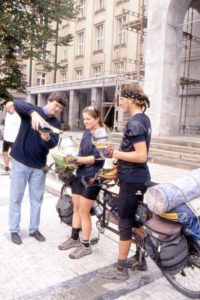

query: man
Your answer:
[8,92,67,245]
[1,102,21,175]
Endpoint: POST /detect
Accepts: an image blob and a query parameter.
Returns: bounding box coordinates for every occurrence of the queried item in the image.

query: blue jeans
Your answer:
[9,158,46,234]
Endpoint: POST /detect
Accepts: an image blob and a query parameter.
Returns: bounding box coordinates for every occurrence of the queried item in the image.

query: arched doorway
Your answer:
[144,0,197,136]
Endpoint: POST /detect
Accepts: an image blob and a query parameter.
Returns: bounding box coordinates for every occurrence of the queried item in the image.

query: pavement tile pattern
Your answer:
[0,137,193,299]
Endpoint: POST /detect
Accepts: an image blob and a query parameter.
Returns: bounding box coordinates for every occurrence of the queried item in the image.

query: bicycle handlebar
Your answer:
[81,175,116,190]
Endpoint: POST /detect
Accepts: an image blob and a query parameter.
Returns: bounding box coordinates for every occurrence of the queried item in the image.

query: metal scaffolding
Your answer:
[103,0,147,130]
[122,1,147,81]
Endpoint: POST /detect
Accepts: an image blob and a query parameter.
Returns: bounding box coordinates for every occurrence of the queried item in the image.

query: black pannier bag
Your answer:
[56,194,73,225]
[144,214,188,275]
[134,202,153,226]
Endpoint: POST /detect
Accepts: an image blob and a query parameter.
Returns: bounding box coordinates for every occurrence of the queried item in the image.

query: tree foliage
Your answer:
[0,0,79,106]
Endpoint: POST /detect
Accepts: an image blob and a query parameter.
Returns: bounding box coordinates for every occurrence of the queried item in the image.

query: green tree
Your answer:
[0,0,79,107]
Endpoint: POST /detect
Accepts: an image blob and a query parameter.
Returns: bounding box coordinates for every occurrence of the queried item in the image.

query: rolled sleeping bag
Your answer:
[145,168,200,214]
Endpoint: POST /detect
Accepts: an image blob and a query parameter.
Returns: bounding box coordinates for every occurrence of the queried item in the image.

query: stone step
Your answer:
[149,136,200,169]
[148,156,198,170]
[149,148,200,162]
[150,141,200,155]
[151,136,200,148]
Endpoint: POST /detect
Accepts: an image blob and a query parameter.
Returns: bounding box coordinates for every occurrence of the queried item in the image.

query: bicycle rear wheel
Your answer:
[163,257,200,299]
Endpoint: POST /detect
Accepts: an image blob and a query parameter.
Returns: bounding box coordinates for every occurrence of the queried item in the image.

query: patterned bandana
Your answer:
[121,91,143,100]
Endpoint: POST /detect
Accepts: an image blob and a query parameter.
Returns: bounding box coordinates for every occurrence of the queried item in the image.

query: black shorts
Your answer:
[118,182,147,219]
[2,140,13,152]
[72,176,101,200]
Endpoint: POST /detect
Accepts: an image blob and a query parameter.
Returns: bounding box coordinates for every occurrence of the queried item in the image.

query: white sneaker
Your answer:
[0,170,10,175]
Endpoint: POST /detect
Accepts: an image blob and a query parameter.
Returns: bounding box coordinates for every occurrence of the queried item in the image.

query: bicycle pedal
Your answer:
[90,237,99,245]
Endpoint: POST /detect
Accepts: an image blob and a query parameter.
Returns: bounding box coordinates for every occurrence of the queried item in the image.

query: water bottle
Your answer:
[92,201,103,218]
[58,136,78,157]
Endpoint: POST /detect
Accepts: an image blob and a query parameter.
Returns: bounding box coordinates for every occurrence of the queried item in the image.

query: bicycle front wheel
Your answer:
[163,258,200,299]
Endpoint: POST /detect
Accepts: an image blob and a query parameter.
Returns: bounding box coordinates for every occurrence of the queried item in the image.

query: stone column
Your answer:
[69,90,79,130]
[91,87,102,110]
[27,93,36,104]
[144,0,191,136]
[37,93,47,107]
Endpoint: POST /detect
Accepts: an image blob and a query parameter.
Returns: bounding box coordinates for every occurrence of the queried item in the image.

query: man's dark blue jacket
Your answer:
[11,100,61,169]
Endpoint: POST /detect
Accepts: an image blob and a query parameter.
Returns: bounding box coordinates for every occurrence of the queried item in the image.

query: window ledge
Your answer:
[114,43,127,49]
[116,0,129,5]
[77,16,86,22]
[75,55,84,59]
[95,8,105,14]
[93,49,103,54]
[60,59,68,63]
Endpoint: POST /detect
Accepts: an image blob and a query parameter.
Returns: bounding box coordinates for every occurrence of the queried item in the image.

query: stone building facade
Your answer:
[8,0,200,136]
[26,0,147,131]
[144,0,200,136]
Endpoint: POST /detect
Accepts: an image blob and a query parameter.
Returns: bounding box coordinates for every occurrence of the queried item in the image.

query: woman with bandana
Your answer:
[99,83,151,280]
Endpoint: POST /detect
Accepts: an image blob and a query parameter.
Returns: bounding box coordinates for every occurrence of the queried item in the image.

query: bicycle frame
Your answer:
[81,178,144,248]
[85,178,200,299]
[57,168,200,298]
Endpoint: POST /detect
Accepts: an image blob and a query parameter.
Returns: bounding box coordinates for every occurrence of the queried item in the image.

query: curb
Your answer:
[45,172,62,196]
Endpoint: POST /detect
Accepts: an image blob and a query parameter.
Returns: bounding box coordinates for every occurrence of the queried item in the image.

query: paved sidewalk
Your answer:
[0,138,193,300]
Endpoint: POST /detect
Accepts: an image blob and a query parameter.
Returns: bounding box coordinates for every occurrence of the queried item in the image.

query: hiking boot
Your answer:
[126,253,148,271]
[98,264,129,280]
[69,243,92,259]
[58,238,80,250]
[11,232,22,245]
[29,230,45,242]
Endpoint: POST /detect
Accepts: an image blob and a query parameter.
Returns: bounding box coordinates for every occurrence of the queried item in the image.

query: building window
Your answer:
[61,72,67,82]
[93,65,102,77]
[76,31,84,56]
[61,47,68,61]
[116,16,127,45]
[63,20,70,27]
[114,60,125,73]
[39,41,48,60]
[95,24,104,51]
[36,73,46,86]
[79,0,86,18]
[76,69,83,80]
[96,0,104,11]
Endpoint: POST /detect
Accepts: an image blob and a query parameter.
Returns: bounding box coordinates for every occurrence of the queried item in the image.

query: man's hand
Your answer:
[30,111,45,131]
[39,132,51,142]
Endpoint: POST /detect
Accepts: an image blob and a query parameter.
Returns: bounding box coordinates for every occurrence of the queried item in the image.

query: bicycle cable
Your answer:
[100,232,136,254]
